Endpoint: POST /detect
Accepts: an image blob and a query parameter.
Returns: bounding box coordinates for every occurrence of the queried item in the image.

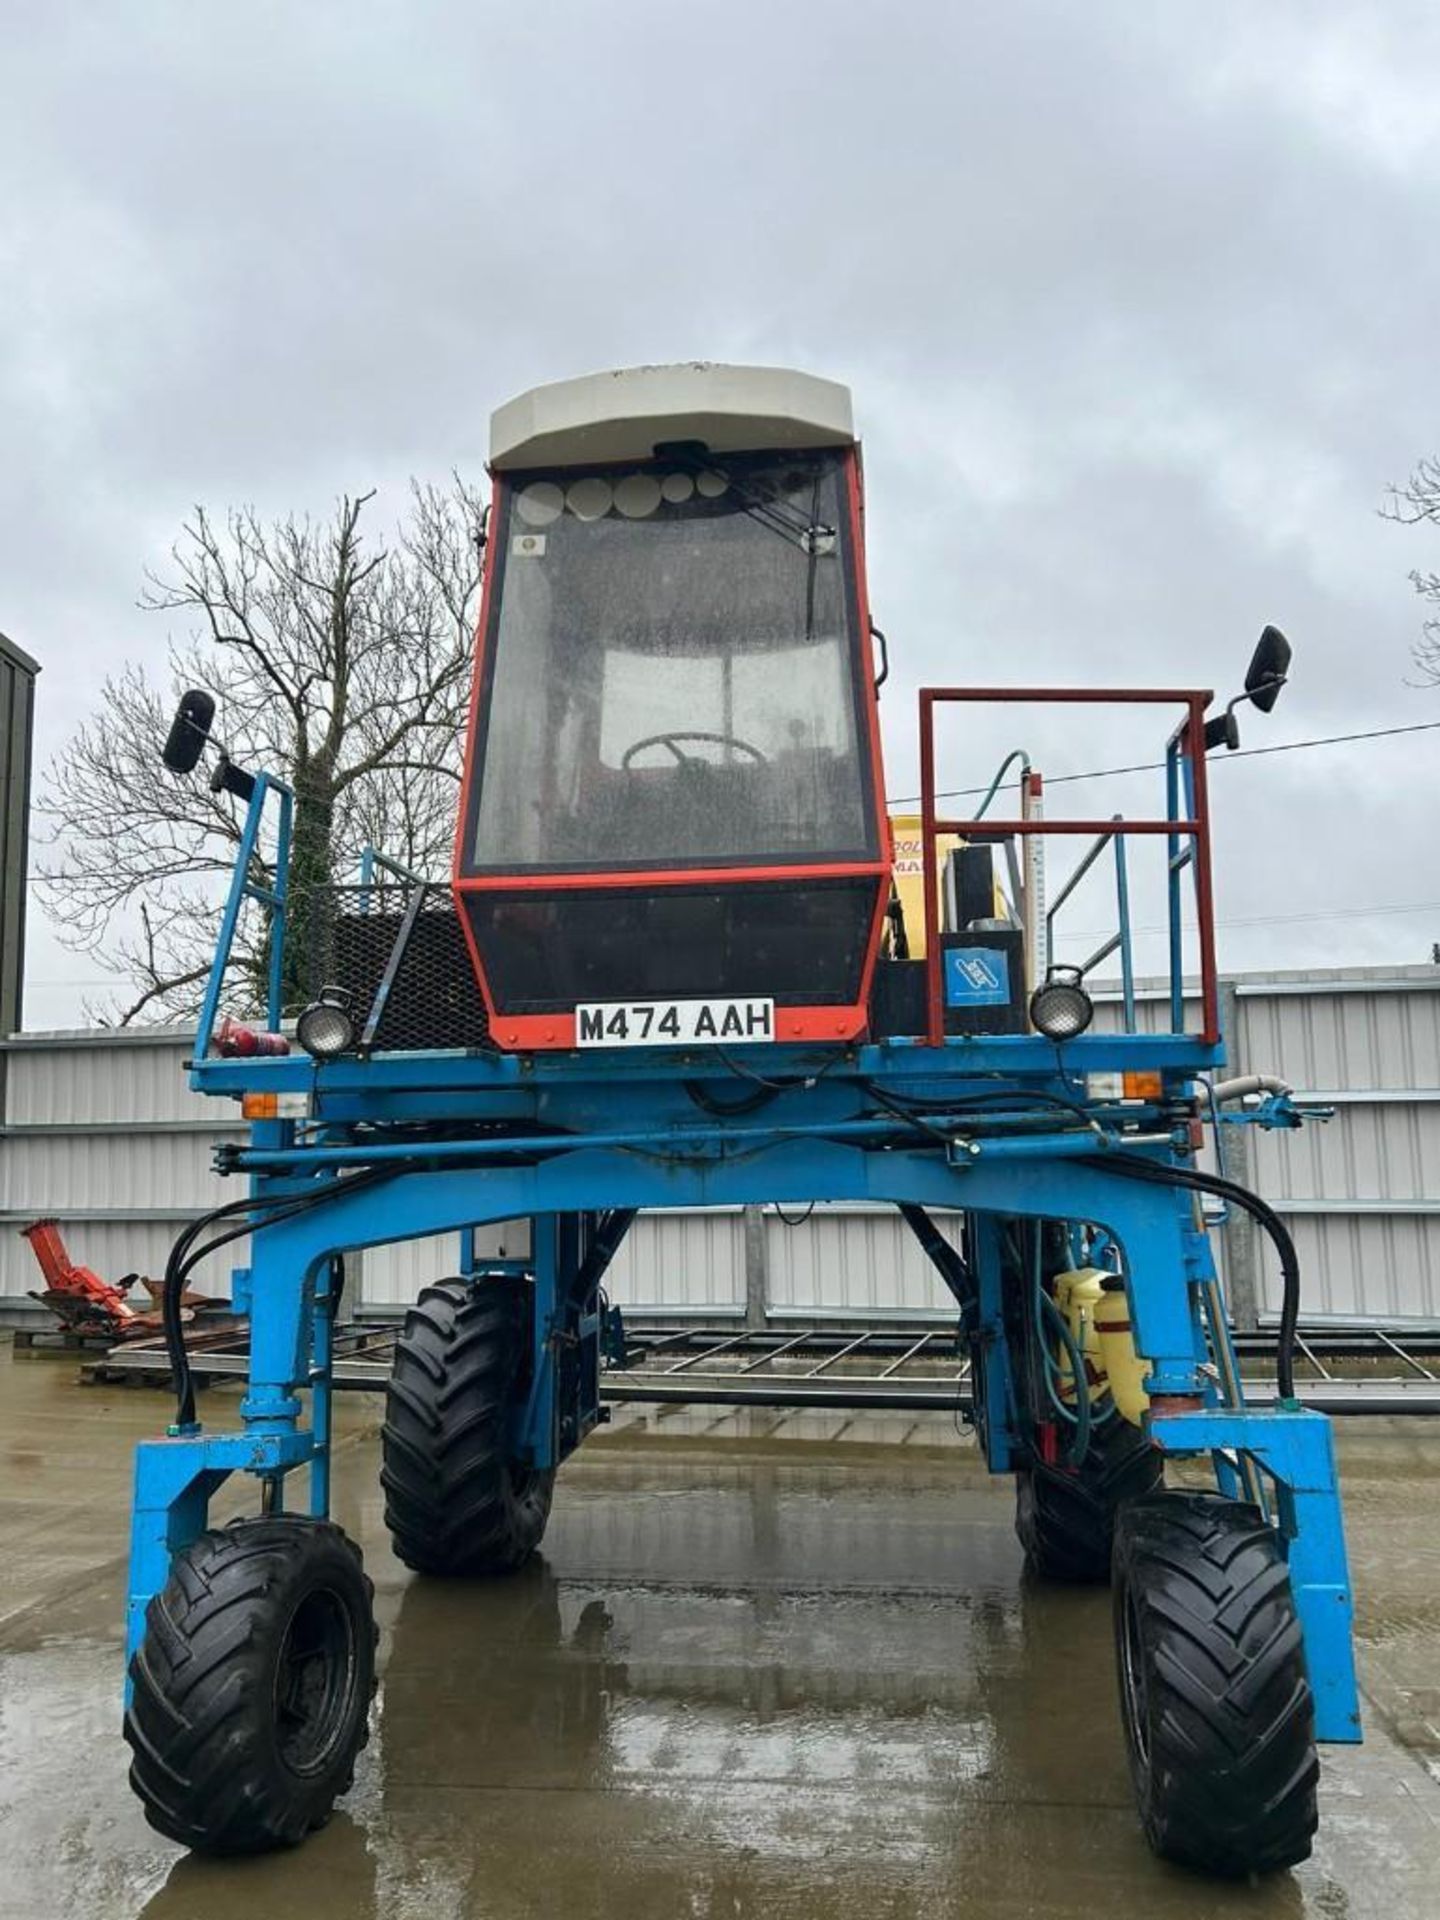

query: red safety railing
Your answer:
[917,688,1220,1048]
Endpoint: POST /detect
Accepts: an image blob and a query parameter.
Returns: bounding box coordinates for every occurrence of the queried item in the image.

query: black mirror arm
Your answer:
[1201,672,1290,754]
[1238,672,1288,712]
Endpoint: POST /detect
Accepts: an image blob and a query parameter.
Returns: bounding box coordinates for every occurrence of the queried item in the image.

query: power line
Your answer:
[42,897,1438,991]
[889,718,1440,809]
[29,723,1440,993]
[1215,900,1440,931]
[1068,898,1440,942]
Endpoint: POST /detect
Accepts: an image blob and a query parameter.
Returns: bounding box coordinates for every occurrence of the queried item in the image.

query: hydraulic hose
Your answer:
[162,1169,389,1429]
[683,1079,782,1118]
[1081,1154,1302,1402]
[1039,1288,1093,1468]
[1210,1074,1291,1103]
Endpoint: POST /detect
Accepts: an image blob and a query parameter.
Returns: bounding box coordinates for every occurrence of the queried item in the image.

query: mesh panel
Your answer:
[283,876,492,1052]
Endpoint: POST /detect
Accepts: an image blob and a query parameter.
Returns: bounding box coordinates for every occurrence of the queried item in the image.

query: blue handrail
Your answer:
[1044,813,1138,1033]
[193,773,293,1063]
[357,844,427,914]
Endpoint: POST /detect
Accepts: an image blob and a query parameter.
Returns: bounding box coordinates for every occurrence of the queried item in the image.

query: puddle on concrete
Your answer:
[2,1349,1438,1917]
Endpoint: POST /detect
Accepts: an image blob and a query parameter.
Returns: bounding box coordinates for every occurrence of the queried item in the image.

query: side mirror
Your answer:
[161,689,216,774]
[1244,624,1291,714]
[1204,624,1295,753]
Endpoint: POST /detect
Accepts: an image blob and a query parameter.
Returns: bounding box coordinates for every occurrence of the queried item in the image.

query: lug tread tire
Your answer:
[124,1516,377,1855]
[1114,1489,1319,1877]
[380,1275,554,1577]
[1015,1417,1163,1582]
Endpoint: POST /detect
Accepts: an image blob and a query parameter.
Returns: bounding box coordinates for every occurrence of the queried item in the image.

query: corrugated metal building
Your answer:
[1231,972,1440,1318]
[2,961,1437,1324]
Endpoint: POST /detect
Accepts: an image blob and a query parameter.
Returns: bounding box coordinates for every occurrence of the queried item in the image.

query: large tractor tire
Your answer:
[125,1515,376,1854]
[1014,1416,1162,1582]
[1113,1490,1319,1877]
[381,1275,555,1576]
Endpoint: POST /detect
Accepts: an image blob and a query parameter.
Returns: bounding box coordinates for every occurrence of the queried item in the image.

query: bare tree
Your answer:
[37,481,485,1024]
[1382,458,1440,685]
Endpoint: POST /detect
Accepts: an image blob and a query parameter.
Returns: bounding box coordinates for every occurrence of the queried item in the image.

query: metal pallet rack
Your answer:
[76,1316,1440,1414]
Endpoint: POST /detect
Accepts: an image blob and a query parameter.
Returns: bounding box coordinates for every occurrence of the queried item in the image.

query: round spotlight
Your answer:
[613,472,662,518]
[515,481,564,527]
[296,988,356,1060]
[566,476,613,521]
[1029,968,1094,1041]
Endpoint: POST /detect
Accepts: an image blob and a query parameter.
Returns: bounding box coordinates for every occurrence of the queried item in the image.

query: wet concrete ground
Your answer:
[1,1346,1438,1920]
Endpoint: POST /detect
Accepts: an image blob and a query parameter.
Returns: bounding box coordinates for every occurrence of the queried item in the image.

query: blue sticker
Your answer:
[943,946,1010,1007]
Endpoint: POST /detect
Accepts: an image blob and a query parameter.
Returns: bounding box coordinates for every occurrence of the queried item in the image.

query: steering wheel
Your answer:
[620,729,768,769]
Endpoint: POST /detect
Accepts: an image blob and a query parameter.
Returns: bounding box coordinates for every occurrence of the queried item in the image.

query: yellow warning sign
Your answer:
[888,813,959,960]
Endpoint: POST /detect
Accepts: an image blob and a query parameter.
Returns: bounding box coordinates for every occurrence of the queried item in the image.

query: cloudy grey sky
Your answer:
[4,1,1439,1026]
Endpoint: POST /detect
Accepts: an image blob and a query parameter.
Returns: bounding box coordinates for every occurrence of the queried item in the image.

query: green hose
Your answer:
[1039,1289,1093,1468]
[1026,1226,1094,1468]
[973,748,1031,822]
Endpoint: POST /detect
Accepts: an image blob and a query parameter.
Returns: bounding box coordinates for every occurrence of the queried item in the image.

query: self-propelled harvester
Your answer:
[123,363,1351,1880]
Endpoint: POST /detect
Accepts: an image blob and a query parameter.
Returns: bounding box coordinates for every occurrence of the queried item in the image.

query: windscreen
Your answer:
[464,450,877,873]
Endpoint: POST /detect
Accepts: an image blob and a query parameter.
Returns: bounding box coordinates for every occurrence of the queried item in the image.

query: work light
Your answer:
[1029,966,1094,1041]
[296,987,357,1060]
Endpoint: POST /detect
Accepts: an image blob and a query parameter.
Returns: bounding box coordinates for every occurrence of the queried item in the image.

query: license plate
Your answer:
[575,997,775,1048]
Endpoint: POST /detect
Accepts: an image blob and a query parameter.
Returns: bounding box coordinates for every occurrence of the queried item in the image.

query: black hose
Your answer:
[163,1195,323,1427]
[874,1082,1109,1134]
[683,1043,842,1117]
[858,1081,954,1145]
[683,1079,782,1118]
[162,1192,287,1423]
[1081,1153,1302,1401]
[162,1171,388,1427]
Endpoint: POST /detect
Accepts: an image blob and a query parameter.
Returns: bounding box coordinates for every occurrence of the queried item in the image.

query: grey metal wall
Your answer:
[2,963,1437,1323]
[356,1213,748,1314]
[1234,970,1440,1319]
[766,1204,958,1317]
[0,1030,753,1316]
[1092,966,1440,1322]
[0,1029,244,1301]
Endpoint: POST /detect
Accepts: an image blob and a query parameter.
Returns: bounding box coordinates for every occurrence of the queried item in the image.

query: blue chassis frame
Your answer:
[127,1032,1361,1744]
[125,779,1360,1747]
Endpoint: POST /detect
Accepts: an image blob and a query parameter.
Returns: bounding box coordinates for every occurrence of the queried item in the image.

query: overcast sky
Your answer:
[4,2,1439,1027]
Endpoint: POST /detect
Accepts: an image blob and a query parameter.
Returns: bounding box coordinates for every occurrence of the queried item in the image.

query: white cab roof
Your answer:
[490,363,854,471]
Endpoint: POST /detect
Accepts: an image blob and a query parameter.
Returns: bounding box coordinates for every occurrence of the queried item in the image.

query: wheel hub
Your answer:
[274,1585,358,1776]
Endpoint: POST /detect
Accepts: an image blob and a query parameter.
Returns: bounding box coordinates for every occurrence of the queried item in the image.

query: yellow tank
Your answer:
[1051,1267,1151,1427]
[1094,1278,1151,1427]
[1052,1268,1107,1403]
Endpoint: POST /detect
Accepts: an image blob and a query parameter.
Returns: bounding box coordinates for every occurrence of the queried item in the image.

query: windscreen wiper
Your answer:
[656,441,836,554]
